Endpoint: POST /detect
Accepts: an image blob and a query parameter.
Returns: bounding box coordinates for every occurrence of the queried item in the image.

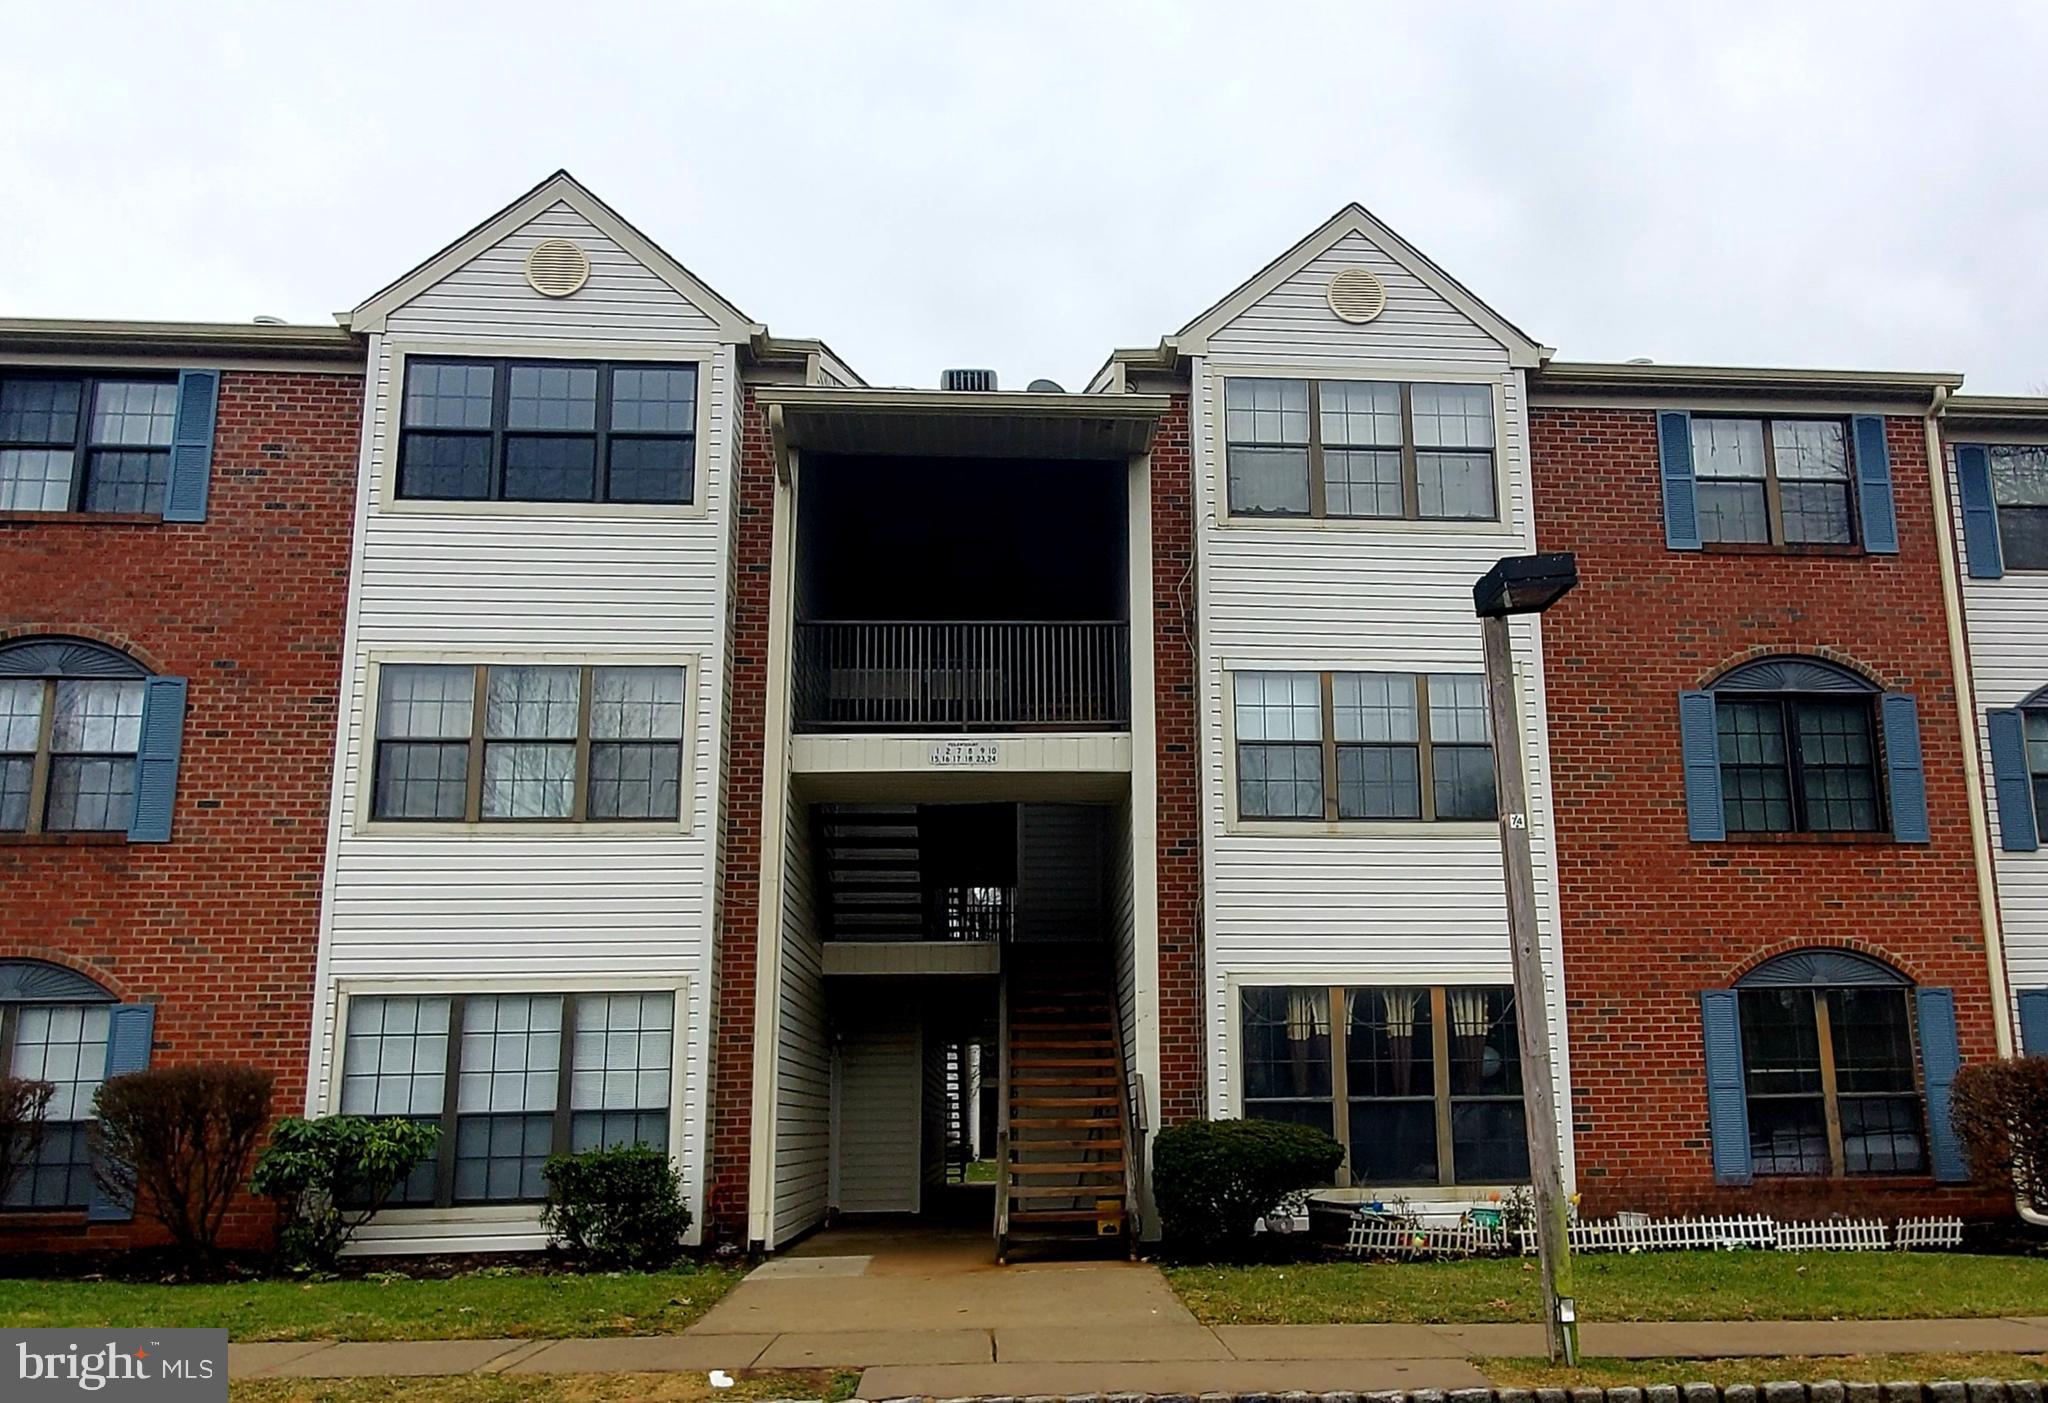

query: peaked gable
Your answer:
[346,170,761,341]
[1177,204,1546,368]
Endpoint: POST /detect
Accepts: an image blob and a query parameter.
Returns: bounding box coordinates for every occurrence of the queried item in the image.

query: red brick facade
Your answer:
[1149,397,1207,1125]
[0,367,363,1249]
[707,384,774,1242]
[1530,405,2004,1216]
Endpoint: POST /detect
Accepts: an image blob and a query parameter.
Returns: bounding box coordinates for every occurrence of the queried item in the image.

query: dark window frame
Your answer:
[339,991,674,1209]
[370,662,686,825]
[1232,669,1495,823]
[1691,414,1858,548]
[1713,691,1886,835]
[1223,377,1499,523]
[1239,982,1529,1189]
[396,356,699,505]
[1988,443,2048,572]
[1735,982,1925,1179]
[0,372,179,516]
[2024,704,2048,830]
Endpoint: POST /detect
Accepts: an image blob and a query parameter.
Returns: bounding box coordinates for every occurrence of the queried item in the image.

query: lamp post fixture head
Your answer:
[1474,552,1580,619]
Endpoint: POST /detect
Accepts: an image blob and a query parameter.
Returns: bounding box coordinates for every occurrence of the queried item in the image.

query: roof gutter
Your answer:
[1534,360,1966,399]
[0,317,364,363]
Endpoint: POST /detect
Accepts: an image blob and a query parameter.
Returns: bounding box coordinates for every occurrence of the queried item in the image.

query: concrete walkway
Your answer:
[223,1225,2048,1395]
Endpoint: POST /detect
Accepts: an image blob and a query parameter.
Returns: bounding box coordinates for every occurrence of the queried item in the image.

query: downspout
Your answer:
[1922,389,2044,1226]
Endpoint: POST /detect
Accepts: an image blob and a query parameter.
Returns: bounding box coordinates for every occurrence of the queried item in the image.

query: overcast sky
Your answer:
[5,3,2045,391]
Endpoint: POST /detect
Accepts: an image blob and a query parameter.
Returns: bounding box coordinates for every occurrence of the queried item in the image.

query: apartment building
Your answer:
[0,317,365,1248]
[0,171,2033,1258]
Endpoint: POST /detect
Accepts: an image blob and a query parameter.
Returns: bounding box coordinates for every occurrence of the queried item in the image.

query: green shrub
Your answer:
[0,1076,54,1204]
[92,1064,274,1273]
[541,1143,690,1269]
[1952,1057,2048,1208]
[1151,1117,1344,1260]
[250,1115,442,1270]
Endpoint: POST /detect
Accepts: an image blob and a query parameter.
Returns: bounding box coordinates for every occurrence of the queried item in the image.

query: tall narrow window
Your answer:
[571,992,674,1151]
[397,357,698,505]
[371,663,686,825]
[1240,985,1334,1136]
[1344,988,1436,1183]
[1233,672,1323,818]
[338,994,450,1204]
[1692,416,1853,547]
[1223,377,1497,522]
[454,994,563,1203]
[2,1002,112,1209]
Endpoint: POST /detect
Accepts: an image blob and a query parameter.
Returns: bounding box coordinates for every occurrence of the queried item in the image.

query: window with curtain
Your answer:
[1223,377,1497,521]
[0,638,152,836]
[1235,670,1494,823]
[372,663,685,824]
[1734,953,1924,1178]
[339,990,675,1207]
[1241,983,1528,1188]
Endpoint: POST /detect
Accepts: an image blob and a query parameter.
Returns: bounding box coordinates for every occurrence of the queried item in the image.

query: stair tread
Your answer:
[1009,1117,1120,1129]
[1008,1161,1125,1175]
[1012,1095,1120,1106]
[1009,1184,1124,1199]
[1008,1208,1123,1223]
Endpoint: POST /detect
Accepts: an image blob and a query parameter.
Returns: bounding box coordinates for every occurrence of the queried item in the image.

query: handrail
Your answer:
[1112,991,1148,1248]
[993,968,1012,1259]
[793,620,1132,732]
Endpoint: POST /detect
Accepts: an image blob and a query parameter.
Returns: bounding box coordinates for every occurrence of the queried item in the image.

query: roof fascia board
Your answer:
[1942,393,2048,425]
[1175,205,1546,367]
[752,387,1172,418]
[0,318,363,364]
[1533,361,1963,401]
[346,171,759,342]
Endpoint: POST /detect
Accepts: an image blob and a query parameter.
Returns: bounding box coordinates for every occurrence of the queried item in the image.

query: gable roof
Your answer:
[344,170,763,341]
[1173,203,1549,368]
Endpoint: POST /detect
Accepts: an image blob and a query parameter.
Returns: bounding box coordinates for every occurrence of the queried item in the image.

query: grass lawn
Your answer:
[229,1372,860,1403]
[1486,1354,2048,1388]
[1166,1251,2048,1325]
[0,1265,744,1342]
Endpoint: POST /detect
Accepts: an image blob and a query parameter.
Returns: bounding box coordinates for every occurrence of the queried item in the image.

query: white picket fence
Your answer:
[1345,1210,1963,1260]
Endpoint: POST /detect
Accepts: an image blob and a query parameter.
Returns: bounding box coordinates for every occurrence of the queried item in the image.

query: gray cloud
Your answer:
[6,2,2045,389]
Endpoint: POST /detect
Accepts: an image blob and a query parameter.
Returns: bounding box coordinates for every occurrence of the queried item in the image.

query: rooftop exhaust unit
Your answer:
[941,368,997,392]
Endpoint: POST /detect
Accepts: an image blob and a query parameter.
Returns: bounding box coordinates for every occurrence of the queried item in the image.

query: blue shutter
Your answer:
[1680,690,1725,841]
[1988,708,2040,852]
[2019,989,2048,1058]
[1883,693,1930,844]
[1915,987,1968,1183]
[127,677,188,843]
[1851,415,1899,554]
[162,369,219,523]
[1955,443,2003,579]
[1700,991,1752,1185]
[1659,410,1702,550]
[86,1003,156,1222]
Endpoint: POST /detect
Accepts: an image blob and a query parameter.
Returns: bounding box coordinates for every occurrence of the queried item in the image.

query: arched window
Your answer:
[0,637,185,841]
[1680,657,1928,843]
[1733,951,1923,1180]
[0,959,118,1211]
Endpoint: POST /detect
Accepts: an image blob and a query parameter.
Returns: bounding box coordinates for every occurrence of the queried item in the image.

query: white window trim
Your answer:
[1224,972,1526,1198]
[353,649,699,838]
[376,337,716,521]
[1218,664,1498,838]
[1206,362,1520,536]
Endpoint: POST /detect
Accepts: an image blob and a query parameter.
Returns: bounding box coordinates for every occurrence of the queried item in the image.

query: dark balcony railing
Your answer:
[793,620,1131,732]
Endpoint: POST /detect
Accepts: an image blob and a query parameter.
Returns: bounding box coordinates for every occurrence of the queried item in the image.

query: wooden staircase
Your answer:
[998,946,1130,1259]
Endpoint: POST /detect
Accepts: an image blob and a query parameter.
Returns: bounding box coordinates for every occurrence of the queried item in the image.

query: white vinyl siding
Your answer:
[772,797,829,1246]
[833,1009,921,1214]
[311,195,736,1252]
[1189,221,1573,1201]
[1951,441,2048,1009]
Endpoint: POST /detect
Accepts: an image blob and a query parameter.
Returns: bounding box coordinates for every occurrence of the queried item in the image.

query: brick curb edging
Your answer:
[874,1381,2047,1403]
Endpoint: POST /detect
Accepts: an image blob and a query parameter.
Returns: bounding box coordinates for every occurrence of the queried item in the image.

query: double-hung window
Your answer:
[0,375,178,515]
[1,1000,112,1209]
[1988,445,2048,571]
[1692,416,1854,546]
[1234,670,1495,822]
[1241,983,1528,1188]
[339,990,675,1207]
[1223,377,1497,521]
[372,663,686,824]
[1,641,158,836]
[397,357,698,505]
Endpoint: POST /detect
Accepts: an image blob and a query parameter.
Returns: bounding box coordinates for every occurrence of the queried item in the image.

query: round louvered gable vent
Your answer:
[525,238,591,298]
[1327,267,1387,324]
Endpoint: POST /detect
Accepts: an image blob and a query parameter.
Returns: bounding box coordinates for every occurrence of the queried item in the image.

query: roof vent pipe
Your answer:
[941,368,997,392]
